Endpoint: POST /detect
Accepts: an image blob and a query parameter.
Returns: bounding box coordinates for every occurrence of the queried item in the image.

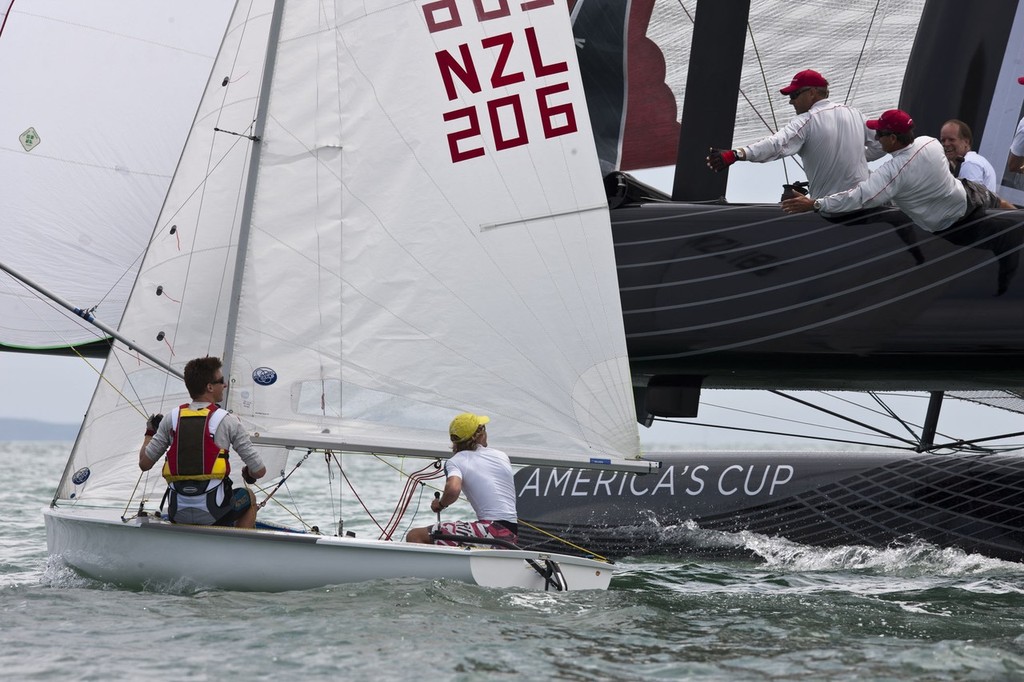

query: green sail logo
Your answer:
[19,127,40,152]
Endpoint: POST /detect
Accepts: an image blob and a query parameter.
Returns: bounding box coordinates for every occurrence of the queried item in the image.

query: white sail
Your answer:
[56,1,279,505]
[0,0,233,352]
[57,0,646,509]
[230,1,642,466]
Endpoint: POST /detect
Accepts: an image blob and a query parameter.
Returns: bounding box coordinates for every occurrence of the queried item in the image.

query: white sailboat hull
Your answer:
[43,507,612,592]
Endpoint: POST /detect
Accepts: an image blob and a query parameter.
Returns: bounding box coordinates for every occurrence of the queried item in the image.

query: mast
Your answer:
[671,0,749,202]
[220,0,287,383]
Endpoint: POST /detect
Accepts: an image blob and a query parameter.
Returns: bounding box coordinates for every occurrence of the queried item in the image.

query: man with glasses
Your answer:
[139,355,266,527]
[783,110,985,230]
[706,69,884,199]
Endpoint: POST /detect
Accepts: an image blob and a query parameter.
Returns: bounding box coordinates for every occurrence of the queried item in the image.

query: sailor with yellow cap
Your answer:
[405,412,519,547]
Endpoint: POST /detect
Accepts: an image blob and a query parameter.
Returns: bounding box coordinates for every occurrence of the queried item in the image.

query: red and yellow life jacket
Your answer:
[162,404,230,483]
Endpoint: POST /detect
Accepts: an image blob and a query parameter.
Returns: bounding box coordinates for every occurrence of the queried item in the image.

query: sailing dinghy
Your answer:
[41,0,657,592]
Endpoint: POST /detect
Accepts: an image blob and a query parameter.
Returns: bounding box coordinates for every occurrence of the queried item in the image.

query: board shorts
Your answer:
[432,519,518,548]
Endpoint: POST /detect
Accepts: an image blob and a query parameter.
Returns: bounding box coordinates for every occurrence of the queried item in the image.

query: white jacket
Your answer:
[820,136,967,233]
[742,98,885,198]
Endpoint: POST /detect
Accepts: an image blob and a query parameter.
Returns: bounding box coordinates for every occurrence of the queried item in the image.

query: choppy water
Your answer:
[4,442,1024,681]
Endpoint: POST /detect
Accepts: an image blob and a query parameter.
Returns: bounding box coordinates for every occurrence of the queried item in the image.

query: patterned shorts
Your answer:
[432,520,518,548]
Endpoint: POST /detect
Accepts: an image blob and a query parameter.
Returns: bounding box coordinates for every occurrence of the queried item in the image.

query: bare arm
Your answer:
[1007,151,1024,174]
[431,475,463,513]
[139,437,156,471]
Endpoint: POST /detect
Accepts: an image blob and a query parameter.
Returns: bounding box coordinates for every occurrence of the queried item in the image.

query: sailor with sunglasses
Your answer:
[707,69,884,199]
[139,355,266,528]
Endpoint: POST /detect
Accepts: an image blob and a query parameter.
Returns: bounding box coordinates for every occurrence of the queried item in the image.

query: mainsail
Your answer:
[56,0,647,509]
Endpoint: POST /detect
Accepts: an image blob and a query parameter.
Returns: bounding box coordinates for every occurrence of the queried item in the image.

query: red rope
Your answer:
[379,461,444,540]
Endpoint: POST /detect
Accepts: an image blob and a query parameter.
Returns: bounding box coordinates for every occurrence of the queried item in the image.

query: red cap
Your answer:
[780,69,829,95]
[866,109,914,134]
[1018,76,1024,84]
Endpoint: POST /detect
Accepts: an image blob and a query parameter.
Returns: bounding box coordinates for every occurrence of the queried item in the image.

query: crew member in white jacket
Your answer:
[783,109,970,231]
[783,109,1020,294]
[706,69,884,199]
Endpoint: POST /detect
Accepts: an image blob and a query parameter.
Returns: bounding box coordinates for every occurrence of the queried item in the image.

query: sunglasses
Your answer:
[210,377,225,385]
[788,88,809,101]
[874,130,895,140]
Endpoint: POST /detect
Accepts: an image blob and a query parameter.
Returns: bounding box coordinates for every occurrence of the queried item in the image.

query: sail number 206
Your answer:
[423,0,579,163]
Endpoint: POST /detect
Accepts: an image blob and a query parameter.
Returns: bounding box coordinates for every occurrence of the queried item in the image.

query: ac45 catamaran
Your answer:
[38,0,658,592]
[517,0,1024,562]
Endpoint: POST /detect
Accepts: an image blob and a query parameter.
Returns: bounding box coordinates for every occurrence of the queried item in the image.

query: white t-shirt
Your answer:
[820,136,967,233]
[742,98,885,198]
[445,445,517,522]
[958,150,998,193]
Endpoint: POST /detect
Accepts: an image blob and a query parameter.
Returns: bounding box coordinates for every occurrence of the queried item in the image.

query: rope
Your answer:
[378,460,445,540]
[516,519,609,563]
[327,452,388,536]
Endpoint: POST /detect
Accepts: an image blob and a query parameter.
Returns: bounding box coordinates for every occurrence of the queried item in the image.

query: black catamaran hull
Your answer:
[516,451,1024,561]
[612,198,1024,398]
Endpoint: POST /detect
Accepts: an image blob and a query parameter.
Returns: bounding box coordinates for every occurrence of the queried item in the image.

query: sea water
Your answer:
[3,442,1024,681]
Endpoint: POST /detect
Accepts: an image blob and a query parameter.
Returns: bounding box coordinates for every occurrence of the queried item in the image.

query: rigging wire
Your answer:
[653,416,919,451]
[767,390,919,446]
[329,452,389,536]
[0,0,16,41]
[698,395,905,441]
[658,389,1024,454]
[516,519,610,562]
[845,0,884,104]
[378,458,445,540]
[867,391,923,443]
[742,17,790,184]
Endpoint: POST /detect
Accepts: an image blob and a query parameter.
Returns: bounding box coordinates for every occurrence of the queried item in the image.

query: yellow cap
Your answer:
[449,412,490,441]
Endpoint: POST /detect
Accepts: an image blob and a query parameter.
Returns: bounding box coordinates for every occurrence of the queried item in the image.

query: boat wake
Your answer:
[638,518,1024,577]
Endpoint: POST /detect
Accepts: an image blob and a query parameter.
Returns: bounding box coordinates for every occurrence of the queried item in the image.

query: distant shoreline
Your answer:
[0,418,80,441]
